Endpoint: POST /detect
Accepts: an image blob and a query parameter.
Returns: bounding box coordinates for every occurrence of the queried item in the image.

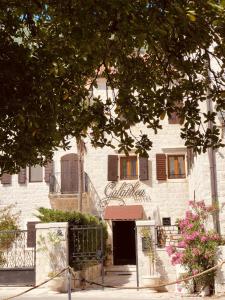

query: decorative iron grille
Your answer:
[156,225,181,248]
[69,225,104,270]
[0,230,35,269]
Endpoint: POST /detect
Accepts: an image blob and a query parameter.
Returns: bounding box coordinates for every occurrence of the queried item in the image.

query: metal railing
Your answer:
[49,172,89,194]
[0,230,35,269]
[156,225,181,248]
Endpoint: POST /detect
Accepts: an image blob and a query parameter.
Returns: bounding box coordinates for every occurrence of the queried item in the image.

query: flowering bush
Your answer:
[166,201,224,292]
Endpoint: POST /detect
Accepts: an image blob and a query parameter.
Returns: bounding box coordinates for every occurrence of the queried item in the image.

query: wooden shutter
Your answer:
[139,157,149,181]
[18,168,26,184]
[187,148,194,175]
[27,221,38,248]
[107,155,118,181]
[1,173,12,184]
[61,154,78,193]
[156,154,167,180]
[44,161,53,183]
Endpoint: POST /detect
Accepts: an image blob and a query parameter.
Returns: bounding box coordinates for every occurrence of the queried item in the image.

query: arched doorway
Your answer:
[61,153,78,194]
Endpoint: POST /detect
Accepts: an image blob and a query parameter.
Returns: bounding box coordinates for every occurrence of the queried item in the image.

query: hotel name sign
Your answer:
[99,182,151,209]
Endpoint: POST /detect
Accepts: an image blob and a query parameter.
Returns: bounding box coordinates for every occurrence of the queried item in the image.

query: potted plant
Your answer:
[140,227,161,290]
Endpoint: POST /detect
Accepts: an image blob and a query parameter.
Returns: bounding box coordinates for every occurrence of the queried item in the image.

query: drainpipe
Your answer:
[207,96,220,234]
[77,138,83,212]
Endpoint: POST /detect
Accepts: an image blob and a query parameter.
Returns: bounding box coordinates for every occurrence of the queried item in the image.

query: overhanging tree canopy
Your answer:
[1,0,225,173]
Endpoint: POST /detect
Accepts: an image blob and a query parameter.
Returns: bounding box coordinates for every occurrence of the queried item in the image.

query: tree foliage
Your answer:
[1,1,225,173]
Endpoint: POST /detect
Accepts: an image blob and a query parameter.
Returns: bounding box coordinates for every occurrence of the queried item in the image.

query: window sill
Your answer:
[120,178,138,181]
[167,178,187,183]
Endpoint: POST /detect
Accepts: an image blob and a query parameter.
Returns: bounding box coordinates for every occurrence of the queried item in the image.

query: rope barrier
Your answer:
[3,260,225,300]
[69,260,225,290]
[2,267,69,300]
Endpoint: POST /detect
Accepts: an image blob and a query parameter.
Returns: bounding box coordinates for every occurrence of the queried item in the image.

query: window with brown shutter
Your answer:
[1,173,12,184]
[44,161,53,183]
[108,155,118,181]
[120,156,138,180]
[29,165,43,182]
[168,155,186,179]
[18,168,26,184]
[168,101,183,124]
[168,112,181,124]
[139,157,149,181]
[156,154,167,181]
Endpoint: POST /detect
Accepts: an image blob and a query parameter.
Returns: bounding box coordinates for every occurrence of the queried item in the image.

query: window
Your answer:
[168,101,183,124]
[168,112,181,124]
[167,155,185,179]
[107,155,148,181]
[29,165,43,182]
[120,156,138,180]
[162,217,171,226]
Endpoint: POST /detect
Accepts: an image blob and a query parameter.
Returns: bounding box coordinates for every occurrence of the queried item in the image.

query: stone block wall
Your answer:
[215,245,225,295]
[35,222,68,285]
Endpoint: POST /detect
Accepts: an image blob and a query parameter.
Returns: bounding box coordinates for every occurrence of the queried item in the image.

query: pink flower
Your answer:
[178,240,187,248]
[166,245,176,256]
[201,236,207,242]
[193,248,201,256]
[197,201,205,209]
[192,269,198,275]
[187,223,194,229]
[184,231,199,242]
[189,200,195,206]
[186,211,193,219]
[171,252,184,266]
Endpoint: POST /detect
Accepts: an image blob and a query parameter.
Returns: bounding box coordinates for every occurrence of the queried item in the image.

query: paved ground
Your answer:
[0,274,225,300]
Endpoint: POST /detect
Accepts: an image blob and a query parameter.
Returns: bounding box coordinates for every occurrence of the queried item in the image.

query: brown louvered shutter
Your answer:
[1,173,12,184]
[44,161,53,183]
[139,157,149,181]
[156,154,167,180]
[187,148,194,175]
[18,168,26,184]
[27,222,38,248]
[108,155,118,181]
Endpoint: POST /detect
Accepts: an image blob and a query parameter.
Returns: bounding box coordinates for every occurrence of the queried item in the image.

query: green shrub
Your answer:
[36,207,108,270]
[0,205,20,265]
[36,207,102,225]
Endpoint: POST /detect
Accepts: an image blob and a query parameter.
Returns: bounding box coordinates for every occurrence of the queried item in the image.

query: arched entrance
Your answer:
[61,153,78,194]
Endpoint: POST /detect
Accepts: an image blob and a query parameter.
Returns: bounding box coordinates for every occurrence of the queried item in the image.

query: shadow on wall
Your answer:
[155,252,169,292]
[85,173,103,217]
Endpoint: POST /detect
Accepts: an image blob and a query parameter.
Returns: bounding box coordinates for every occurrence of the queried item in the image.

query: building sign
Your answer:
[98,182,151,209]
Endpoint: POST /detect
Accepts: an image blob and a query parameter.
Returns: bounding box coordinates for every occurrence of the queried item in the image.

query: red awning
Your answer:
[104,205,143,220]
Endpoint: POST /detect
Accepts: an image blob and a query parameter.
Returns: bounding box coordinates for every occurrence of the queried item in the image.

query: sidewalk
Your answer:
[0,274,224,300]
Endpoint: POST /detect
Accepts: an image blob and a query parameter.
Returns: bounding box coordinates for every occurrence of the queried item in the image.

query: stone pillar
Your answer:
[35,222,69,285]
[136,220,156,286]
[215,246,225,295]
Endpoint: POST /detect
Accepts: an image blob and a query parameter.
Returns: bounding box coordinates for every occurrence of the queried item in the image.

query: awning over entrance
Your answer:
[104,205,143,220]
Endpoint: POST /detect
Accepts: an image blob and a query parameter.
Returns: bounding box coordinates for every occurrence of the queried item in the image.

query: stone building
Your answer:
[0,78,224,287]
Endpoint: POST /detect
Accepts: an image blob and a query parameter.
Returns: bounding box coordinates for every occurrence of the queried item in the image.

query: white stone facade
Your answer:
[0,80,190,227]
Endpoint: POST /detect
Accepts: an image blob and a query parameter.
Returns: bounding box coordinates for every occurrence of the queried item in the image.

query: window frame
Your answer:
[167,154,186,179]
[119,156,138,180]
[29,165,43,182]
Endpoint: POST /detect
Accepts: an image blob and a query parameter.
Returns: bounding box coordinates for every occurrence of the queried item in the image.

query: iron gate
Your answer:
[69,225,105,284]
[0,230,35,286]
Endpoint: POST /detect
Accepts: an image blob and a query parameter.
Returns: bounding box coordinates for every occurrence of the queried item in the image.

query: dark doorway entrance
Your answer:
[112,221,136,265]
[61,153,78,194]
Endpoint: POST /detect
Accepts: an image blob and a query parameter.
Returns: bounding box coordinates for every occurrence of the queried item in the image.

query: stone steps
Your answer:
[105,265,137,276]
